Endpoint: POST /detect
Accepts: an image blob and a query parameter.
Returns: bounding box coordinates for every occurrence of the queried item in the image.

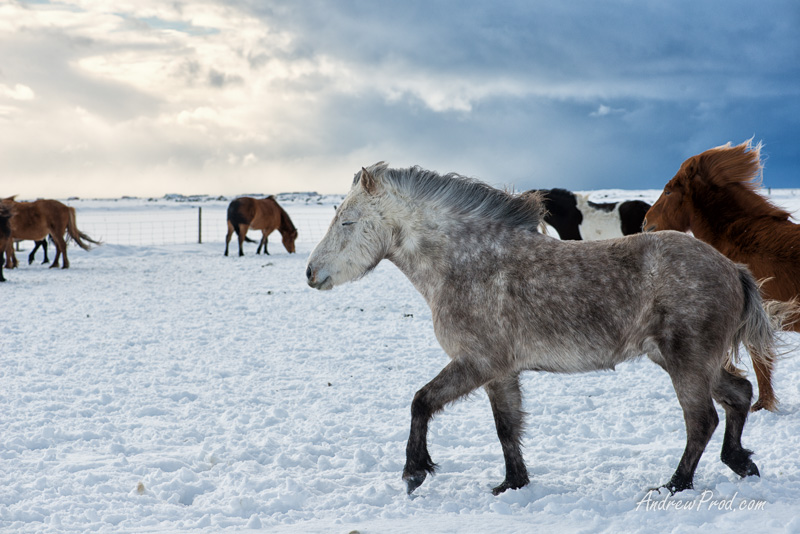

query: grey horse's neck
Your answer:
[374,171,544,303]
[386,205,538,304]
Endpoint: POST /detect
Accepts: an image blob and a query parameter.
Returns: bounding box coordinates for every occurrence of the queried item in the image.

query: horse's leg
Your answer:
[648,338,720,493]
[485,373,529,494]
[255,230,269,254]
[59,235,69,269]
[712,368,760,478]
[404,357,494,494]
[51,233,68,268]
[225,222,234,256]
[4,240,17,269]
[238,225,247,256]
[28,241,41,265]
[749,354,776,412]
[50,247,60,268]
[661,367,719,493]
[28,240,48,265]
[256,231,268,254]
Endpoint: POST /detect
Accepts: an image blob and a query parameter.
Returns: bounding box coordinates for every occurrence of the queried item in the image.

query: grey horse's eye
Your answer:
[342,221,356,226]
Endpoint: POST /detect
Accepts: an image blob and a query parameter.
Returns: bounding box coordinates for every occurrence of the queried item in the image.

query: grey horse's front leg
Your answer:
[403,358,493,494]
[485,373,529,494]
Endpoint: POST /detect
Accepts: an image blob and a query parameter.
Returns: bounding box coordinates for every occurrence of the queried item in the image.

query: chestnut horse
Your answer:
[643,140,800,412]
[0,205,10,282]
[224,196,298,256]
[2,197,100,269]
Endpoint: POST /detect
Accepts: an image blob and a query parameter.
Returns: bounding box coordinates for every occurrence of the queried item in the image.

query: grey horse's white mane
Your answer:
[360,162,545,232]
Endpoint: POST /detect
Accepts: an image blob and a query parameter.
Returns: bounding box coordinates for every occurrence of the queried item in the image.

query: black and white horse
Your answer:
[531,188,650,240]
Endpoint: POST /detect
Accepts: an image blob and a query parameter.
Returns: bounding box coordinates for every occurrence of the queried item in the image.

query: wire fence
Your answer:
[79,217,203,246]
[67,206,335,247]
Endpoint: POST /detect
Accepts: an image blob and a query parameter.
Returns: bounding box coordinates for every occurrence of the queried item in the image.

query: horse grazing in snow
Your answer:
[2,197,100,269]
[530,188,650,240]
[643,140,800,412]
[224,196,298,256]
[0,205,11,282]
[306,162,782,496]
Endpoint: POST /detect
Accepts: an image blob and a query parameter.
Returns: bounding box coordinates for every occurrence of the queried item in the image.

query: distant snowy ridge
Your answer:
[160,192,346,206]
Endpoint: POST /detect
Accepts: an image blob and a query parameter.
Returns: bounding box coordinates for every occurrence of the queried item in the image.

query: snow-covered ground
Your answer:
[2,189,800,534]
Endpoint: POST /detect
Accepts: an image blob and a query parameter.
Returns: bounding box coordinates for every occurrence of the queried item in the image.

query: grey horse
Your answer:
[306,162,780,496]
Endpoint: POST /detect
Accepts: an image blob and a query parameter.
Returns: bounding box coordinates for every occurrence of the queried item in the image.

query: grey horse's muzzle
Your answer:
[306,264,333,290]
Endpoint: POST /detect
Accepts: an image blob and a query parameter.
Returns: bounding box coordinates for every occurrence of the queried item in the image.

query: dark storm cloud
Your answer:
[234,0,800,189]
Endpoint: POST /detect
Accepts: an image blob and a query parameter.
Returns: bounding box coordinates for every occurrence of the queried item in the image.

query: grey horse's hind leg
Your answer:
[663,372,719,494]
[403,358,494,494]
[485,374,529,494]
[712,369,760,478]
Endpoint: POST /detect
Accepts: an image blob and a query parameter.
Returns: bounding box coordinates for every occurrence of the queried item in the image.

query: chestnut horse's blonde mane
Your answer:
[690,140,791,220]
[698,140,762,185]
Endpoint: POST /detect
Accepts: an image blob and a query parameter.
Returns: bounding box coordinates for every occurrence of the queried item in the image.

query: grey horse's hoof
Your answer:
[403,472,427,495]
[491,477,529,495]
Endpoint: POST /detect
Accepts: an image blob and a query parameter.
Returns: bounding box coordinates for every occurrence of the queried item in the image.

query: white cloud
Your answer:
[0,83,35,101]
[241,153,258,167]
[590,104,625,117]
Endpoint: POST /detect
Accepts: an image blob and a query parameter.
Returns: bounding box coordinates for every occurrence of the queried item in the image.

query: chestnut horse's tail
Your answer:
[66,207,101,250]
[730,266,798,412]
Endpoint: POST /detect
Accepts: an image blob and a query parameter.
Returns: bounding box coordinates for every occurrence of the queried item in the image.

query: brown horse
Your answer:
[225,196,298,256]
[2,197,101,269]
[643,140,800,412]
[0,205,10,281]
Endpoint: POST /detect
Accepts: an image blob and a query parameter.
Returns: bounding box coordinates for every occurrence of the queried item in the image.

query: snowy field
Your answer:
[2,189,800,533]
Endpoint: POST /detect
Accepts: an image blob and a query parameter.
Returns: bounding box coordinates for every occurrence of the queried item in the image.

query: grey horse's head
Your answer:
[306,162,393,290]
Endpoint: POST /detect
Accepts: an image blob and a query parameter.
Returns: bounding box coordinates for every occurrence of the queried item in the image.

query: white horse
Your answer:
[306,162,780,495]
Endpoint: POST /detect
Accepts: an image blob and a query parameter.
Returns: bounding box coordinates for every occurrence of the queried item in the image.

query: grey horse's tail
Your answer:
[729,266,798,411]
[733,267,798,357]
[731,268,777,365]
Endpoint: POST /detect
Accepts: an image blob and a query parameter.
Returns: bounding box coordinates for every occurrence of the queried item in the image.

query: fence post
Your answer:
[198,207,202,244]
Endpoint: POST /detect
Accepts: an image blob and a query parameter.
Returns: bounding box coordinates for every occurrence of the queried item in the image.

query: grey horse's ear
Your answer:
[361,167,377,194]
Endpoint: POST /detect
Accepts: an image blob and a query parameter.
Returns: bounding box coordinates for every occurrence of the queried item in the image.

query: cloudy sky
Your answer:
[1,0,798,198]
